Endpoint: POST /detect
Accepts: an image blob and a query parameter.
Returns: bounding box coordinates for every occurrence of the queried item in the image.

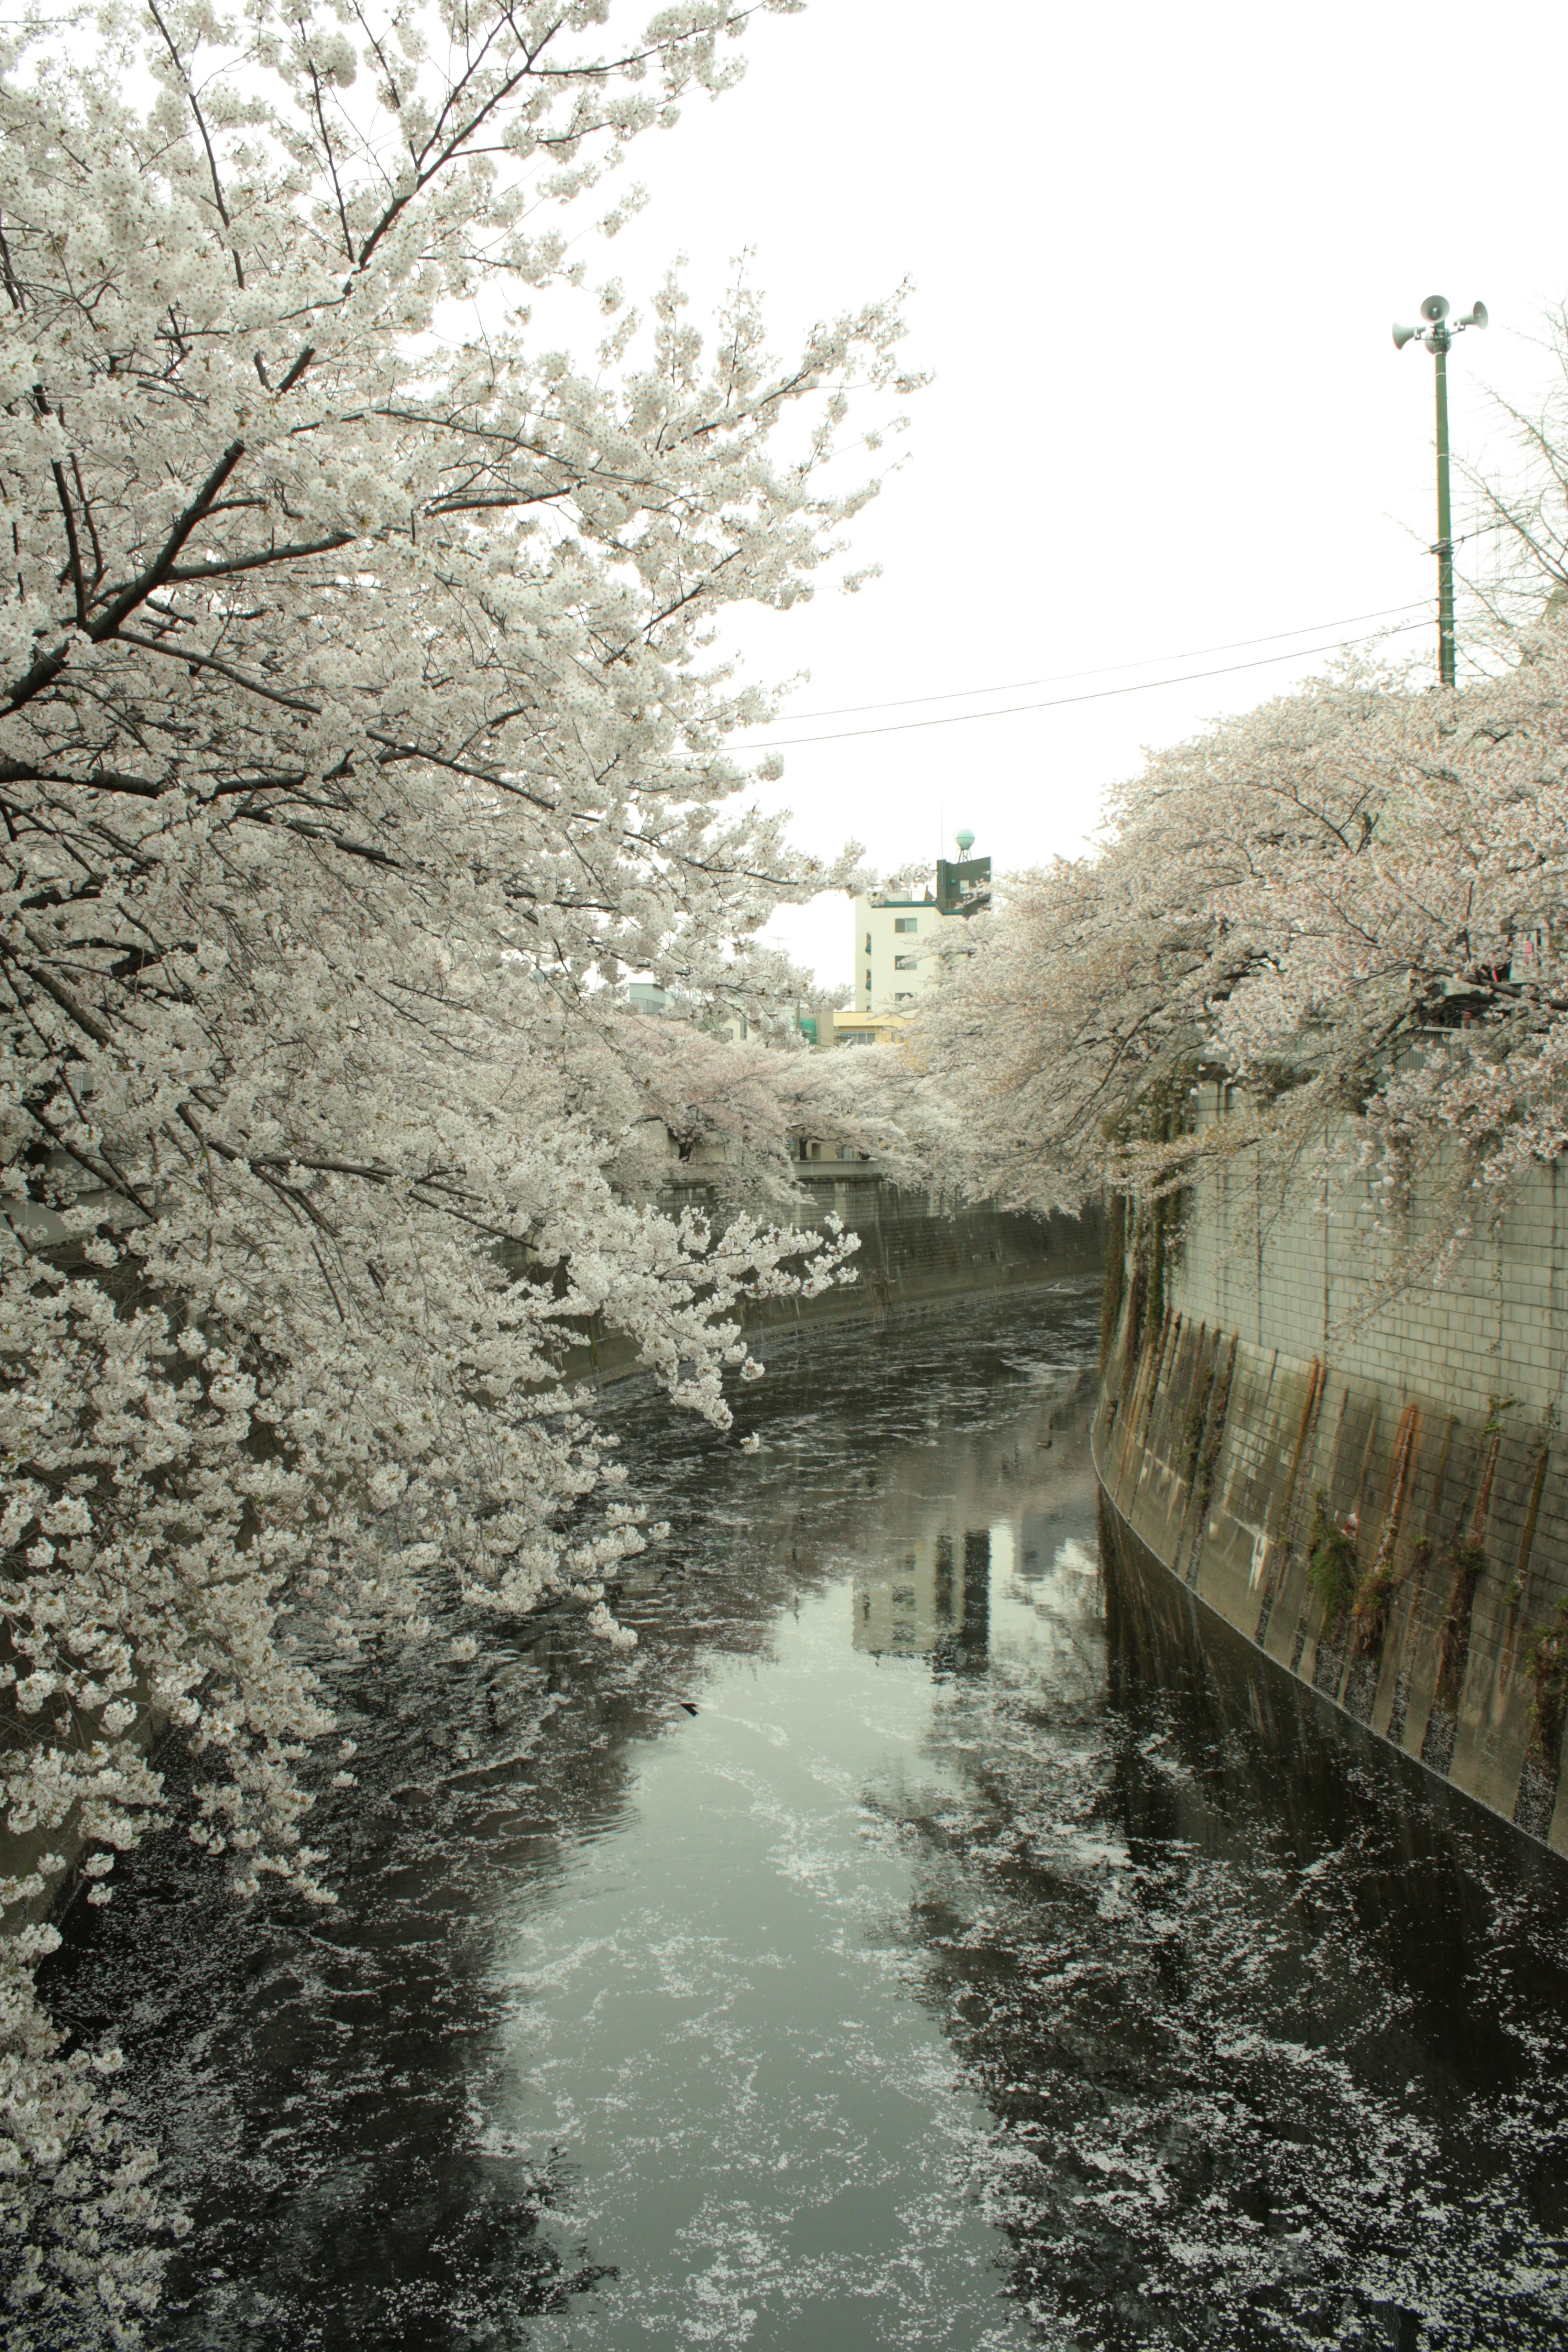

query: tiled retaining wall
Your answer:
[1094,1114,1568,1855]
[1172,1083,1568,1421]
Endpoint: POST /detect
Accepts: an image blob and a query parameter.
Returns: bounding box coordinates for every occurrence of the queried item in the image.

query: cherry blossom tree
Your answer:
[0,2,917,2331]
[913,615,1568,1294]
[605,979,957,1204]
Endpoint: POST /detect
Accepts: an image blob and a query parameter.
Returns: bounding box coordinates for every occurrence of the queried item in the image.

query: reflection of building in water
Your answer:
[1016,1510,1063,1581]
[853,1528,990,1670]
[961,1531,991,1668]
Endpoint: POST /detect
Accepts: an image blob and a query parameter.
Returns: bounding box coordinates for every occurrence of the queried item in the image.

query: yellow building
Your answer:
[830,1007,909,1047]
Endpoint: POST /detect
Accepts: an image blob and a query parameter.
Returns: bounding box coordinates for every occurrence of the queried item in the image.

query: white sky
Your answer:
[587,0,1568,989]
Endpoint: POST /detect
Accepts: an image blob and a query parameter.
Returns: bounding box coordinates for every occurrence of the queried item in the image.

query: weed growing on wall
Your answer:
[1100,1193,1127,1375]
[1525,1597,1568,1769]
[1351,1557,1399,1656]
[1434,1544,1489,1709]
[1194,1343,1236,1524]
[1307,1495,1359,1624]
[1182,1358,1216,1483]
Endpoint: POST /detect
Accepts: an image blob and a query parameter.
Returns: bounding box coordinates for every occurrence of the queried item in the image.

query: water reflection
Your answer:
[33,1283,1568,2350]
[852,1528,990,1664]
[891,1505,1568,2350]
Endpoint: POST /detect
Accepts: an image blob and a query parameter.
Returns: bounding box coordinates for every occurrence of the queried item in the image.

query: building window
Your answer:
[865,970,871,992]
[864,932,872,954]
[894,991,913,1002]
[894,953,918,971]
[894,916,918,933]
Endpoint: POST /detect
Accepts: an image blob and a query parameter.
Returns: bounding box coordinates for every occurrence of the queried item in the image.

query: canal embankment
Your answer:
[565,1171,1102,1383]
[1094,1088,1568,1856]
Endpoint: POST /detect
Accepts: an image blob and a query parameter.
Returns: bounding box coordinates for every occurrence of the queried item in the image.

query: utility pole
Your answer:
[1433,327,1455,687]
[1393,296,1488,688]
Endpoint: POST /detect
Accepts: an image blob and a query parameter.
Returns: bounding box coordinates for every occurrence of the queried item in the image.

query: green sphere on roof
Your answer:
[954,828,976,855]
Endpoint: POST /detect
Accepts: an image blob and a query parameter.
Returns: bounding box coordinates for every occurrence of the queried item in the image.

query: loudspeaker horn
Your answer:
[1392,322,1420,351]
[1419,293,1450,323]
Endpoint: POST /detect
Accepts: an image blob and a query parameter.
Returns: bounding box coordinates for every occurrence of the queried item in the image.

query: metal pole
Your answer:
[1434,334,1455,687]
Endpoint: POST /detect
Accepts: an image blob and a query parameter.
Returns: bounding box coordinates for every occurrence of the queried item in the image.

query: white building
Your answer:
[852,889,940,1015]
[835,840,992,1043]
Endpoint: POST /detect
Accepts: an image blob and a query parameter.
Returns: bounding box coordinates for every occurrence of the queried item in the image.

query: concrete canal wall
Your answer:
[1094,1100,1568,1857]
[568,1172,1102,1383]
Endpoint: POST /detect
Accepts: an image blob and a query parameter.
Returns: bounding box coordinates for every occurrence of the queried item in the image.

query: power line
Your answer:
[744,619,1430,751]
[745,599,1433,728]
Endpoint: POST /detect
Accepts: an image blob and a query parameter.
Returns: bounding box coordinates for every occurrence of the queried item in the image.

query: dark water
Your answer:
[42,1287,1568,2348]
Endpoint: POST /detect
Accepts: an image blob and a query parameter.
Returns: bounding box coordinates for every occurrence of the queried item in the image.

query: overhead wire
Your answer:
[750,599,1434,726]
[741,616,1432,751]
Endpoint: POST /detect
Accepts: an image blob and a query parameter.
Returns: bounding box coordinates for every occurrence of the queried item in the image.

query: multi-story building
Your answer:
[834,837,992,1045]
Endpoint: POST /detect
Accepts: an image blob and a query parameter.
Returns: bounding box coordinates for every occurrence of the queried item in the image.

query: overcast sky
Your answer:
[586,0,1568,989]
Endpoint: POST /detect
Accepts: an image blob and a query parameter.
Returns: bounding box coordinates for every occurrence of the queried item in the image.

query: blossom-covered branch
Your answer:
[0,3,913,2332]
[912,618,1568,1283]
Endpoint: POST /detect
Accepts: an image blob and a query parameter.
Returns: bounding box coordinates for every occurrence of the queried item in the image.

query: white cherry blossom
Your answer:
[0,3,911,2331]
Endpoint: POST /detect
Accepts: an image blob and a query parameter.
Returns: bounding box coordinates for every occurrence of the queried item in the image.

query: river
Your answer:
[42,1285,1568,2348]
